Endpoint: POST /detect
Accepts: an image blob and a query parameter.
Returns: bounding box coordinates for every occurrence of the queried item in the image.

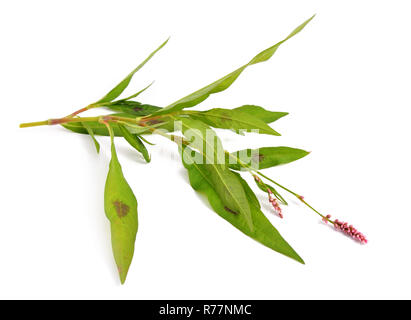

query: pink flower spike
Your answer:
[268,193,283,218]
[333,219,367,244]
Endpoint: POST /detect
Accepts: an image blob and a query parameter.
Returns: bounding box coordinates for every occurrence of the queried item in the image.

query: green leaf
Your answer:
[182,146,303,263]
[96,38,169,103]
[179,120,253,231]
[236,173,302,262]
[63,121,118,136]
[228,147,310,170]
[104,130,138,284]
[117,81,154,102]
[233,105,288,123]
[206,163,253,230]
[118,124,151,162]
[107,101,162,116]
[138,135,155,146]
[154,16,314,116]
[189,108,281,135]
[81,121,100,153]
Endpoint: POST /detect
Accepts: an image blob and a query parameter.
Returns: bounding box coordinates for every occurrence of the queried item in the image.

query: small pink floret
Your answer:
[322,214,332,224]
[254,175,262,183]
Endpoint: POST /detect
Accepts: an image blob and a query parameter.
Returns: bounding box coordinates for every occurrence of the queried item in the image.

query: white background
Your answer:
[1,0,410,299]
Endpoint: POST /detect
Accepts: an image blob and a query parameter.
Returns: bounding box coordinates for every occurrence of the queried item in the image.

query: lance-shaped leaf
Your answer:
[118,124,150,162]
[179,119,253,231]
[189,108,280,135]
[154,16,314,116]
[107,101,162,116]
[228,146,310,170]
[81,121,100,153]
[116,81,154,102]
[104,131,138,284]
[63,120,125,136]
[233,105,288,124]
[96,38,169,103]
[182,146,303,263]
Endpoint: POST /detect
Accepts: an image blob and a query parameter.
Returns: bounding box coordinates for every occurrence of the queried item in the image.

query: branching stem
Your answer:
[20,104,333,224]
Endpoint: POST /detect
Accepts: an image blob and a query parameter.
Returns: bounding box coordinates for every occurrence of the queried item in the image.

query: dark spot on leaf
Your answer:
[224,206,238,215]
[113,200,130,218]
[147,119,163,125]
[133,106,143,111]
[252,153,264,163]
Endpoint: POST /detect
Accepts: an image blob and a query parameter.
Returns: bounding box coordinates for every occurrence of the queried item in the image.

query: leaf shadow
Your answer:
[72,134,120,284]
[78,135,104,158]
[176,167,213,209]
[256,192,279,218]
[116,144,148,164]
[155,144,182,164]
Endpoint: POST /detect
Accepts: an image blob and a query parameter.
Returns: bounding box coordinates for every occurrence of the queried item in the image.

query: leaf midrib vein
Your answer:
[177,118,252,227]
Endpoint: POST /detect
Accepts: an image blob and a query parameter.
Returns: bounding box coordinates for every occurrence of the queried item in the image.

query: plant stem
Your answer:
[225,150,333,224]
[19,117,101,128]
[255,170,333,224]
[19,120,50,128]
[141,122,187,145]
[101,120,114,144]
[19,114,141,129]
[65,104,101,118]
[255,171,299,197]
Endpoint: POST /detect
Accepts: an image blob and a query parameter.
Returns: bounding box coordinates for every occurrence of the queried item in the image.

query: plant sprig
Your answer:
[20,15,367,284]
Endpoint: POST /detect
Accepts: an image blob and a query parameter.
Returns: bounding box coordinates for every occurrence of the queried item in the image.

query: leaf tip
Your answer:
[305,14,316,25]
[118,266,129,285]
[290,247,305,264]
[297,256,305,264]
[301,150,311,158]
[162,36,171,47]
[305,14,316,27]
